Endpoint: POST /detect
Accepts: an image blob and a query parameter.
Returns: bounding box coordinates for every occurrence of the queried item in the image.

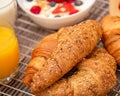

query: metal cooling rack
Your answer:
[0,0,120,96]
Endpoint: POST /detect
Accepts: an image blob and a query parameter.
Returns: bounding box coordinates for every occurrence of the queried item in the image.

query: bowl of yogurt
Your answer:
[17,0,96,29]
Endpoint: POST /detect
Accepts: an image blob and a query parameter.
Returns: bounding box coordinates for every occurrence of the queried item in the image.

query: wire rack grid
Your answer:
[0,0,120,96]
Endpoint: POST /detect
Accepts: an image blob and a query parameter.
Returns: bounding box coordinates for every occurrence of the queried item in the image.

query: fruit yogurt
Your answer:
[23,0,86,18]
[0,0,17,26]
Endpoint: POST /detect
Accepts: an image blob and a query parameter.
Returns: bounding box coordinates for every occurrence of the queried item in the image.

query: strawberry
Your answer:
[52,6,65,14]
[69,9,79,15]
[63,2,75,11]
[66,0,75,3]
[52,2,77,14]
[47,0,54,2]
[47,0,74,3]
[54,0,65,3]
[52,2,71,14]
[30,6,41,14]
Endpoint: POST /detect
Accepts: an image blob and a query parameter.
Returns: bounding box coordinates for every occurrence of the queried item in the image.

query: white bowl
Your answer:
[17,0,96,30]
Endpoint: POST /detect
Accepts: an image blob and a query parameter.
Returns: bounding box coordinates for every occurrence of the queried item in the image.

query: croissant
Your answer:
[101,15,120,65]
[35,47,117,96]
[22,20,102,94]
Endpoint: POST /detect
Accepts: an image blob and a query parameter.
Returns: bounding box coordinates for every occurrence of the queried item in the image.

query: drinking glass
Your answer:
[0,0,19,83]
[0,0,17,26]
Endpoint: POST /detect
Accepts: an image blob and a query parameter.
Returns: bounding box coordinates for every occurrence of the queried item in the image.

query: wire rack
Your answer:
[0,0,120,96]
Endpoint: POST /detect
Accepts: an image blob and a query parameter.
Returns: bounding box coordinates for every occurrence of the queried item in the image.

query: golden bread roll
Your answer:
[22,20,102,94]
[101,15,120,65]
[36,48,117,96]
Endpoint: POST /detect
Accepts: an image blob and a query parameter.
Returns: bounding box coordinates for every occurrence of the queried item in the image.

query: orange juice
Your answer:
[0,27,19,79]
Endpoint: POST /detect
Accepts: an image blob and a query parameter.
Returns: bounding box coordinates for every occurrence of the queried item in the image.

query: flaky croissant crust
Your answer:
[22,20,102,94]
[101,15,120,65]
[36,48,117,96]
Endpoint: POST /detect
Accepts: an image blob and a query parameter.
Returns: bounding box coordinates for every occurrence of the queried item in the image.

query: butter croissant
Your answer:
[101,15,120,65]
[36,48,117,96]
[22,20,102,94]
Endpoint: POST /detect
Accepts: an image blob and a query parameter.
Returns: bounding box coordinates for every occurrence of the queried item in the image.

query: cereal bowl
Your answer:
[17,0,96,30]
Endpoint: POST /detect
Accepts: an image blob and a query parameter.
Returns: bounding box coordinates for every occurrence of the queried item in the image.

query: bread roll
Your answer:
[101,15,120,65]
[22,20,102,94]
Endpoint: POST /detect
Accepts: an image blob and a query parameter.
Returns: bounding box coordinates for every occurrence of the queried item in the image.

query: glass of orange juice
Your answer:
[0,24,20,83]
[0,0,19,83]
[0,26,20,83]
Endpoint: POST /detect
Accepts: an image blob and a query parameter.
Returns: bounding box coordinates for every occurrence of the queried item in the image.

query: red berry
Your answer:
[47,0,54,2]
[30,6,41,14]
[52,7,62,14]
[53,0,65,3]
[66,0,75,3]
[52,2,76,14]
[63,2,74,11]
[69,9,79,15]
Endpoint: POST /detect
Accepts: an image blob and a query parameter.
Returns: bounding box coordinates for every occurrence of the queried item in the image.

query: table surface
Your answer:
[1,0,120,96]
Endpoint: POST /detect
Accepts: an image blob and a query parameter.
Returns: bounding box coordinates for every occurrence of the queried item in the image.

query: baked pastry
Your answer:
[101,15,120,65]
[22,20,102,94]
[35,48,117,96]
